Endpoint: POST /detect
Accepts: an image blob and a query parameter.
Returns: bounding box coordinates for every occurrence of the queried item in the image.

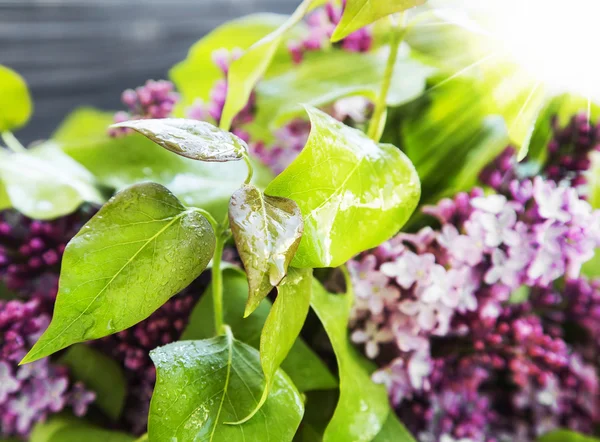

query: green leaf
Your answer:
[0,65,32,132]
[508,285,530,305]
[31,417,134,442]
[310,279,390,441]
[539,430,600,442]
[59,344,127,421]
[182,269,337,392]
[55,108,273,221]
[0,143,104,220]
[251,49,433,135]
[21,182,215,364]
[331,0,425,42]
[372,413,416,442]
[229,184,304,316]
[588,151,600,210]
[582,249,600,279]
[266,106,420,268]
[149,332,304,442]
[170,14,297,110]
[111,118,248,162]
[234,268,313,424]
[220,0,322,131]
[0,182,10,211]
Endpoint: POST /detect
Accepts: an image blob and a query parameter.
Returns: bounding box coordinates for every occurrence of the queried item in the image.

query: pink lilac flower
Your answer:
[109,80,179,137]
[0,299,94,437]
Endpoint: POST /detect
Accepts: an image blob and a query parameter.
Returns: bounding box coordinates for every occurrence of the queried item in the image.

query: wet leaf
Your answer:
[251,48,433,135]
[372,413,416,442]
[220,0,323,130]
[310,279,390,441]
[0,143,104,220]
[149,333,304,442]
[539,431,600,442]
[182,269,337,392]
[55,108,272,221]
[266,106,420,268]
[331,0,425,42]
[0,65,32,131]
[229,184,304,316]
[59,344,127,421]
[111,118,247,162]
[21,182,215,364]
[170,14,297,110]
[31,417,134,442]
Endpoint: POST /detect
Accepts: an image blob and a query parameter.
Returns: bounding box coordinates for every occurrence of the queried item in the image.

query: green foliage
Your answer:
[55,108,272,221]
[372,413,416,442]
[310,278,390,441]
[59,344,127,421]
[331,0,426,42]
[229,184,304,315]
[0,65,32,132]
[539,431,600,442]
[170,14,297,111]
[267,106,420,268]
[31,416,134,442]
[182,269,337,393]
[149,333,304,441]
[0,143,104,220]
[21,183,215,364]
[112,118,248,162]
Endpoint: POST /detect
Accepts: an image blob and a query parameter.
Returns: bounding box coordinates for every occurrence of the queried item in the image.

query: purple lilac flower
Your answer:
[109,80,179,137]
[345,115,600,440]
[0,210,92,300]
[0,299,94,437]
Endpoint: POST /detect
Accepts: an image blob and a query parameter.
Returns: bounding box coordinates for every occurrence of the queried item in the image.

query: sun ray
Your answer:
[427,52,499,92]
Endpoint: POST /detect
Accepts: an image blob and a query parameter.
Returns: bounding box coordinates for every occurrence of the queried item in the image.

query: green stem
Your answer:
[367,14,406,142]
[1,131,26,153]
[212,234,226,335]
[243,152,254,185]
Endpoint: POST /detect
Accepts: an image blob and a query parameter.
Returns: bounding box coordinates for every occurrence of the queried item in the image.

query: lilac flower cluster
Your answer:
[109,80,179,137]
[288,0,373,63]
[348,119,600,440]
[92,291,198,435]
[0,210,91,299]
[0,299,94,438]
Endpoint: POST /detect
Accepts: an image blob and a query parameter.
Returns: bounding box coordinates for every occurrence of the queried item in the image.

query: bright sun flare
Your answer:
[436,0,600,101]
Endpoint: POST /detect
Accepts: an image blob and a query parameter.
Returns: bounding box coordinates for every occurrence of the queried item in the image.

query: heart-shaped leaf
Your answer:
[266,106,420,268]
[182,269,337,392]
[55,108,273,221]
[0,65,33,132]
[331,0,426,42]
[111,118,248,162]
[149,332,304,442]
[21,182,215,364]
[220,0,325,130]
[229,184,304,316]
[0,143,104,220]
[311,278,390,442]
[59,344,127,421]
[233,267,313,424]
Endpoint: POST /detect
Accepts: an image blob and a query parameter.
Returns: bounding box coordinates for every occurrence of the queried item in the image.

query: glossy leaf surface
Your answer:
[220,0,322,130]
[229,184,304,316]
[182,269,337,392]
[266,106,420,268]
[111,118,247,162]
[149,334,304,441]
[22,183,215,364]
[56,108,272,221]
[372,413,416,442]
[0,143,104,220]
[311,279,390,442]
[0,65,32,131]
[60,344,127,421]
[331,0,425,42]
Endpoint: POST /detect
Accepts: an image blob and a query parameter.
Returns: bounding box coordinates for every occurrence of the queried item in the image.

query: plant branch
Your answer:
[243,152,254,185]
[212,233,226,335]
[1,131,26,153]
[367,14,406,142]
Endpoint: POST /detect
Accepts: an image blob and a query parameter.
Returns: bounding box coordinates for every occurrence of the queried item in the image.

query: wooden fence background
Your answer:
[0,0,296,143]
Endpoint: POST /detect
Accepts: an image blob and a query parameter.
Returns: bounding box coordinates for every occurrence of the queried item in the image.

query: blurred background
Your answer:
[1,0,297,144]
